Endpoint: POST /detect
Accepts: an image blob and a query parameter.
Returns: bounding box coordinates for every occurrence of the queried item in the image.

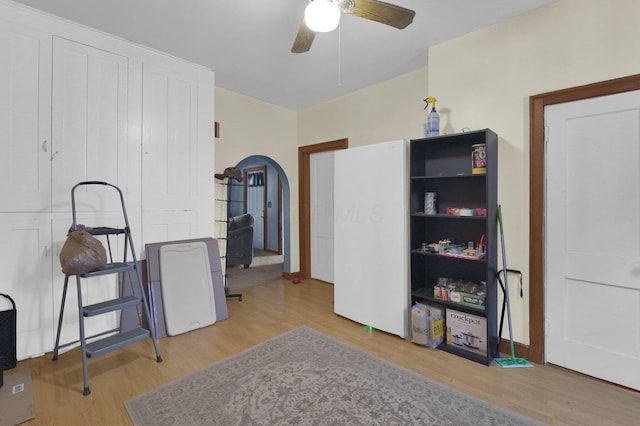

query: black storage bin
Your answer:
[0,293,17,371]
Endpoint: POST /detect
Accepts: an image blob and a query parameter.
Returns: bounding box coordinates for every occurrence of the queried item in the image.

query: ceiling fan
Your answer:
[292,0,416,53]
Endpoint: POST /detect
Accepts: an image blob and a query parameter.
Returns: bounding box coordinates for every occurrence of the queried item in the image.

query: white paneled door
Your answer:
[246,170,265,250]
[310,151,335,283]
[0,215,53,358]
[141,61,214,245]
[0,22,53,358]
[50,37,130,352]
[142,64,196,212]
[545,90,640,390]
[51,36,129,211]
[0,3,214,361]
[0,22,51,213]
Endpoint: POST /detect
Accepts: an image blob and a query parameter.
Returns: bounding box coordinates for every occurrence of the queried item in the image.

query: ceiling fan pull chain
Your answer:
[338,23,342,87]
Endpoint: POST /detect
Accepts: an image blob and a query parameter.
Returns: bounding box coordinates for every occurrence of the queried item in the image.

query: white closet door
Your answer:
[51,36,129,212]
[0,214,53,359]
[48,37,130,348]
[0,23,54,360]
[141,61,214,244]
[0,22,51,212]
[0,4,214,359]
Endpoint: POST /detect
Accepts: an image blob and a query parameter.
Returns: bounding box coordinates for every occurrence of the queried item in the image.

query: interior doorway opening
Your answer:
[298,139,349,279]
[228,155,291,273]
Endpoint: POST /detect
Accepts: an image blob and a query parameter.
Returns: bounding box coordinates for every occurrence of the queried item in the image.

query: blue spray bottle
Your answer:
[424,96,440,137]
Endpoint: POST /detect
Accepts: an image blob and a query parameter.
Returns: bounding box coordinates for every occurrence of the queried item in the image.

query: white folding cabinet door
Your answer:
[0,2,215,359]
[50,37,130,346]
[0,22,51,212]
[51,36,129,210]
[333,140,409,338]
[0,21,53,359]
[141,62,214,245]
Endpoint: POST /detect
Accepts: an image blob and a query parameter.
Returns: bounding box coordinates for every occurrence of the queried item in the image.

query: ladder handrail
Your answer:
[70,181,131,232]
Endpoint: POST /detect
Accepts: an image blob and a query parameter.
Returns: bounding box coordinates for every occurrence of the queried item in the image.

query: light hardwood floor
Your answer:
[8,279,640,425]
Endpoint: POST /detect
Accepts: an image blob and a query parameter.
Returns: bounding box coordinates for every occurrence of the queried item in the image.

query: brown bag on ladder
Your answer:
[59,230,107,275]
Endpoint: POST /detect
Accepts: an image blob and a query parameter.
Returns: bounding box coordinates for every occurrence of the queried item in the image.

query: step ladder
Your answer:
[53,181,162,395]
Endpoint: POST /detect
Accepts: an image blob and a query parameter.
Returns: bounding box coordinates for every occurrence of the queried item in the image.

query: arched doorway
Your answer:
[230,155,291,273]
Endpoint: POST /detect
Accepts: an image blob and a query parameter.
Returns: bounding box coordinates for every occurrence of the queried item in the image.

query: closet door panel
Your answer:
[141,69,170,198]
[0,213,53,359]
[51,37,129,212]
[0,24,51,212]
[48,37,131,353]
[141,61,214,242]
[142,65,198,209]
[142,211,197,246]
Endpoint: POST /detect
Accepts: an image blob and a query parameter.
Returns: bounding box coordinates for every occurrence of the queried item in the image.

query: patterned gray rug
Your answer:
[125,326,544,426]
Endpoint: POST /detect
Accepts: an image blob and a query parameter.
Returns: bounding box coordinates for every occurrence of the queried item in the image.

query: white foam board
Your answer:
[159,242,216,336]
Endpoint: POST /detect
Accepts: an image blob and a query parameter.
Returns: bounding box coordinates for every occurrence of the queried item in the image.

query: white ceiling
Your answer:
[13,0,555,110]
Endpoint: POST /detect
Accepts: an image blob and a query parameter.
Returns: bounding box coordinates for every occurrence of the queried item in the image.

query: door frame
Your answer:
[529,73,640,364]
[298,139,348,279]
[243,165,267,250]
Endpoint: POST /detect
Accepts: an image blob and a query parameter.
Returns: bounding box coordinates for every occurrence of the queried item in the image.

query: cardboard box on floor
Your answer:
[0,370,35,426]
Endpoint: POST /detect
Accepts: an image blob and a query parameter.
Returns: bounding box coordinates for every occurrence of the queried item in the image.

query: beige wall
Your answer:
[215,68,428,272]
[214,88,299,269]
[214,88,299,171]
[428,0,640,343]
[297,67,428,147]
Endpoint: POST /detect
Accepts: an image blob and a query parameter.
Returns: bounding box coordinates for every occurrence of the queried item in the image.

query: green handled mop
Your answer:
[494,205,534,368]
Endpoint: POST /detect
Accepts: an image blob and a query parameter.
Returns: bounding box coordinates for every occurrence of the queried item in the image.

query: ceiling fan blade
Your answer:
[291,20,316,53]
[345,0,415,29]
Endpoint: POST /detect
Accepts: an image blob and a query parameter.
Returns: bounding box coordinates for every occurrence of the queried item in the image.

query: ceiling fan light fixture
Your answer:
[305,0,341,33]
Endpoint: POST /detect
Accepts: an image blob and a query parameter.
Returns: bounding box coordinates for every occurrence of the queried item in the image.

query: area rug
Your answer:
[125,326,544,426]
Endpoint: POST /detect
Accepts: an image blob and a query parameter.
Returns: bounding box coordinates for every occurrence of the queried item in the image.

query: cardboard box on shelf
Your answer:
[446,308,487,357]
[458,291,485,310]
